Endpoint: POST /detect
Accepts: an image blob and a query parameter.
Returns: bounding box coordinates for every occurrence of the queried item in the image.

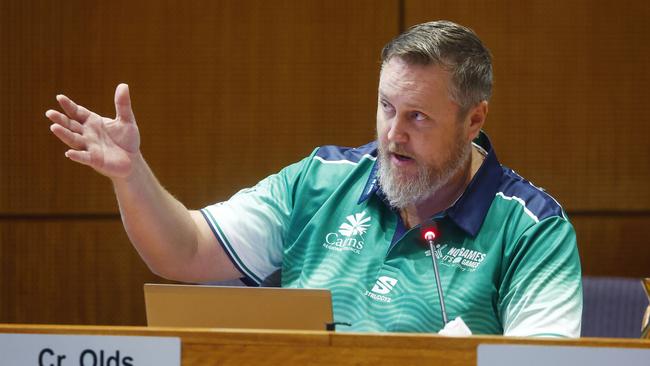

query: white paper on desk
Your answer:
[438,316,472,336]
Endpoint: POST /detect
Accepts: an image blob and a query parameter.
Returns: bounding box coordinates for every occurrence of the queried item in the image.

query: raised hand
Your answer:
[45,83,141,179]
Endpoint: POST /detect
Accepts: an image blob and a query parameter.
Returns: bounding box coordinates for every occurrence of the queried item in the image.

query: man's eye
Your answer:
[380,101,394,112]
[413,112,427,121]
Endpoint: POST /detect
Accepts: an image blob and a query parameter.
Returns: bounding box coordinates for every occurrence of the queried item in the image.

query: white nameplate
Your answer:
[0,333,180,366]
[478,344,650,366]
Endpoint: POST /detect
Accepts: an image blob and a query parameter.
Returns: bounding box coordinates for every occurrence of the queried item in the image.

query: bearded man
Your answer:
[46,20,582,336]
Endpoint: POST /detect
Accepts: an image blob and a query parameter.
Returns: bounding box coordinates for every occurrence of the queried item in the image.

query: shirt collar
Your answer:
[357,131,503,237]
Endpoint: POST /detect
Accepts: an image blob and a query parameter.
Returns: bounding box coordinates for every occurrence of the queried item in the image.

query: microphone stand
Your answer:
[424,231,449,327]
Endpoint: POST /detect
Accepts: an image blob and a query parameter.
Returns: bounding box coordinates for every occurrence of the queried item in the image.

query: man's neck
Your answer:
[400,146,485,229]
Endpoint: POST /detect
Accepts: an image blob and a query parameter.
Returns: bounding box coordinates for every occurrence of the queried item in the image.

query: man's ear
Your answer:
[466,101,488,141]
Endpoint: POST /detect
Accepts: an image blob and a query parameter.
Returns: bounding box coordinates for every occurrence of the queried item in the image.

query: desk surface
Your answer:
[1,324,649,366]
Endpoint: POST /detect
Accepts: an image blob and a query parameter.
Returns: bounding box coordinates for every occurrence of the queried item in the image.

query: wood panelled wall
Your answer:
[1,0,648,325]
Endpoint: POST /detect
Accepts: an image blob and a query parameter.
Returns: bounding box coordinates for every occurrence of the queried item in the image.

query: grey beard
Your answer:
[377,158,438,209]
[376,144,471,210]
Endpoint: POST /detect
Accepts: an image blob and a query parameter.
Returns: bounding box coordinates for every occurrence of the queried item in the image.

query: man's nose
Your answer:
[386,115,409,143]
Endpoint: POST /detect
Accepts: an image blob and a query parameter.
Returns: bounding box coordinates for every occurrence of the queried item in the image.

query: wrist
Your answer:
[111,152,147,186]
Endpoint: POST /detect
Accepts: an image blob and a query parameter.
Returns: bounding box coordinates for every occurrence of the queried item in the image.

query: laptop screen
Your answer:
[144,283,333,331]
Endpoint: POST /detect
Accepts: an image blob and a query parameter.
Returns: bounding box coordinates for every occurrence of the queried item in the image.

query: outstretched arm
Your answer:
[45,84,242,282]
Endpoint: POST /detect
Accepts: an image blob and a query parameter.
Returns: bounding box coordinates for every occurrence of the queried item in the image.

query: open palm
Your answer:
[46,84,141,179]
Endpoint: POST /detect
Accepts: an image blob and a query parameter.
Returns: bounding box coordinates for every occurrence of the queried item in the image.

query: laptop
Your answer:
[144,283,333,331]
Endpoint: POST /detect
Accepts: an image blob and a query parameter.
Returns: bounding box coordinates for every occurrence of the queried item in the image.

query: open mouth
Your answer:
[392,153,414,162]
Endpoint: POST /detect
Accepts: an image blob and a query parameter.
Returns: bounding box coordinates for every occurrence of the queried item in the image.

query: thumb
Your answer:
[114,83,136,123]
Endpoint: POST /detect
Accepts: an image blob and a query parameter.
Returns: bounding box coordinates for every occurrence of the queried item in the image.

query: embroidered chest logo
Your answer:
[322,211,371,255]
[427,245,487,272]
[365,276,398,303]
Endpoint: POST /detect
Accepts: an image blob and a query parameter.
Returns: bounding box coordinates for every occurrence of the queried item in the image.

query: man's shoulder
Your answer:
[494,167,567,223]
[312,142,378,165]
[284,142,377,199]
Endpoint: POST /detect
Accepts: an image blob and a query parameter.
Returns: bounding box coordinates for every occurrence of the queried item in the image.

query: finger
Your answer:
[45,110,84,133]
[114,83,135,123]
[56,94,92,122]
[50,124,87,150]
[64,149,92,166]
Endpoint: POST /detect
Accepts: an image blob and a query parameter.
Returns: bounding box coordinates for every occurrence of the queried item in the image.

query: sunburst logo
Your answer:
[323,211,371,254]
[338,211,371,237]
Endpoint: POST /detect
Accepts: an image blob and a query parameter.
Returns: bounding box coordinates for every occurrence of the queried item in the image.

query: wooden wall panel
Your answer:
[572,216,650,278]
[0,219,160,325]
[404,0,650,211]
[0,0,399,214]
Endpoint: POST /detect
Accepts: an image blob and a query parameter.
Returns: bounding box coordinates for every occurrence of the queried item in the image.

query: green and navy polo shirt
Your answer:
[200,132,582,337]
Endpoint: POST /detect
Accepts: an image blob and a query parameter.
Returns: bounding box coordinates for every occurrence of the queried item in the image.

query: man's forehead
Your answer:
[378,58,453,105]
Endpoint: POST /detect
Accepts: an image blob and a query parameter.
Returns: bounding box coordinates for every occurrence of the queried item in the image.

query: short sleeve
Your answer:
[499,216,583,337]
[200,156,310,284]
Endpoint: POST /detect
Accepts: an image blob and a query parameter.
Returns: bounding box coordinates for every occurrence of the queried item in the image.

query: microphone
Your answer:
[421,223,449,327]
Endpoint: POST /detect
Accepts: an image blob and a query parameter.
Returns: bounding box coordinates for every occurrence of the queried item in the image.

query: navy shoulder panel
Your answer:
[498,167,566,221]
[315,141,378,163]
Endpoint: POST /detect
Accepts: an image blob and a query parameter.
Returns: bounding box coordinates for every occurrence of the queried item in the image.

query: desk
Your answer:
[1,324,649,365]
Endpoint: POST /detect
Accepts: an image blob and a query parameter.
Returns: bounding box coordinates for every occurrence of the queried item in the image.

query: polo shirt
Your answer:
[200,132,582,336]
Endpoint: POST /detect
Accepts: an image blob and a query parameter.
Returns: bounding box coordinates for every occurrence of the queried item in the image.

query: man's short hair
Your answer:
[381,20,493,117]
